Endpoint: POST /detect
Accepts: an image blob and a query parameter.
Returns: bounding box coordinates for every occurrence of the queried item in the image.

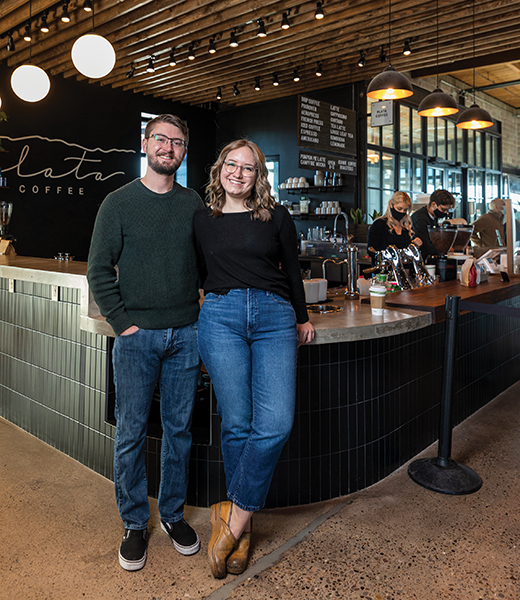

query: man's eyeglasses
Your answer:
[148,133,187,148]
[223,161,257,177]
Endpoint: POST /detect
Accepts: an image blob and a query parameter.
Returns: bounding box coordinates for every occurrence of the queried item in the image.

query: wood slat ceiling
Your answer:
[2,0,520,109]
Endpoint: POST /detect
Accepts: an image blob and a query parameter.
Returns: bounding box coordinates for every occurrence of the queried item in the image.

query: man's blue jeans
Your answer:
[198,289,298,512]
[112,324,200,530]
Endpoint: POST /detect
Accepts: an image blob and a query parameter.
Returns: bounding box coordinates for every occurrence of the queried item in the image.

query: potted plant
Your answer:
[349,208,382,243]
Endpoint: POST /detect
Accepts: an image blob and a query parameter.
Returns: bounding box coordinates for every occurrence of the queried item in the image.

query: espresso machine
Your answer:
[427,223,473,281]
[0,202,13,240]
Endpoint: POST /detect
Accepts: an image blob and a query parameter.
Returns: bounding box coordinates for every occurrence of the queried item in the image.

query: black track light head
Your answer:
[6,32,15,52]
[257,19,267,37]
[233,83,240,96]
[315,1,324,20]
[358,51,366,67]
[61,3,70,23]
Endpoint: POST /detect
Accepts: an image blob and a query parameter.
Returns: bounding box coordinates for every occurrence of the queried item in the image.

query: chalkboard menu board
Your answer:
[298,95,356,156]
[298,150,357,176]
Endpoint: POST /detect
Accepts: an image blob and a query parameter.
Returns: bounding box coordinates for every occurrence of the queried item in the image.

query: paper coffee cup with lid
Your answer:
[369,284,387,316]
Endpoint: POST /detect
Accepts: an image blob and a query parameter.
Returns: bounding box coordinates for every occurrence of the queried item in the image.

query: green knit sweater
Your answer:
[87,178,204,335]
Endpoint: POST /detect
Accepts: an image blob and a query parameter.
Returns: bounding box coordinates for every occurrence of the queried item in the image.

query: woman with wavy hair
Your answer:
[367,191,422,265]
[194,139,314,578]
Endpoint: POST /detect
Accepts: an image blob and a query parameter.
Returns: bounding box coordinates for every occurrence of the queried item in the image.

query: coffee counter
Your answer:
[1,256,520,508]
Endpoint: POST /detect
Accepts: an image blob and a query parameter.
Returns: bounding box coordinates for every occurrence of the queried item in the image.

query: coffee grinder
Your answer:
[427,224,458,281]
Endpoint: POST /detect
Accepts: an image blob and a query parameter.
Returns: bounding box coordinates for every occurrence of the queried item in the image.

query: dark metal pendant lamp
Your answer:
[367,0,413,100]
[456,0,493,129]
[418,0,459,117]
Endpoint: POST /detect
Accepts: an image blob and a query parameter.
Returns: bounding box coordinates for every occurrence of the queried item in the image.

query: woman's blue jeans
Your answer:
[112,324,200,530]
[198,289,299,512]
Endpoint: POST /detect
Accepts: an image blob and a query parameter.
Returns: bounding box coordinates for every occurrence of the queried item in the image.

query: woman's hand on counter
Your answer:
[411,237,423,246]
[298,321,315,345]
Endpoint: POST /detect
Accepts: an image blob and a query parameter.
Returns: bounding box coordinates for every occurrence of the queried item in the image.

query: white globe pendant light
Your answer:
[72,33,116,79]
[11,64,51,102]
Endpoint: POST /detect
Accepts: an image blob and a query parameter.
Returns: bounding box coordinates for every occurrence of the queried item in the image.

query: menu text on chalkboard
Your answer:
[298,96,356,156]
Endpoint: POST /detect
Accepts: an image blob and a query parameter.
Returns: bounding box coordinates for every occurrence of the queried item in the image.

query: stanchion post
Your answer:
[408,295,482,494]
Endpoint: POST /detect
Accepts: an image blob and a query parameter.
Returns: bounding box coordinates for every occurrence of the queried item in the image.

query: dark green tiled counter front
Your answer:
[2,257,520,508]
[0,276,114,479]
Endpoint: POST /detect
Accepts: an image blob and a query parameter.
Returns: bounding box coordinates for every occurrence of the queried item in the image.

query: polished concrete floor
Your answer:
[1,382,519,600]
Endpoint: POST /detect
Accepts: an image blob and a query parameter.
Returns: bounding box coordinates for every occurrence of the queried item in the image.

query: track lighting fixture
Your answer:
[23,22,32,43]
[146,56,155,73]
[257,19,267,37]
[188,44,195,60]
[169,49,176,66]
[233,83,240,96]
[281,11,290,30]
[272,73,279,86]
[71,0,116,79]
[11,0,51,102]
[357,51,366,68]
[315,2,324,20]
[40,13,49,33]
[254,77,261,91]
[126,63,135,78]
[418,0,458,117]
[379,45,386,62]
[316,61,323,76]
[216,86,222,100]
[293,67,300,82]
[208,38,216,54]
[61,3,70,23]
[6,32,15,52]
[403,39,411,55]
[83,0,93,11]
[229,28,239,48]
[367,0,413,100]
[456,0,492,129]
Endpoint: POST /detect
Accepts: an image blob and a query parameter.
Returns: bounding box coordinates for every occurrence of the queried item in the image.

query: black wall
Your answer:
[0,66,363,260]
[215,84,361,239]
[0,65,216,260]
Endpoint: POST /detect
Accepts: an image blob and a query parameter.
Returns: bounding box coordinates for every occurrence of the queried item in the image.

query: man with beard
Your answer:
[87,114,203,571]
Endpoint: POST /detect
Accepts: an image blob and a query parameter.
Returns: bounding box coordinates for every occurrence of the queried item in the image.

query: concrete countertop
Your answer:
[0,256,432,344]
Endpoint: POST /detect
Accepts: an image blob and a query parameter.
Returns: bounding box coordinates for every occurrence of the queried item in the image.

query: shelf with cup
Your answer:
[284,186,345,194]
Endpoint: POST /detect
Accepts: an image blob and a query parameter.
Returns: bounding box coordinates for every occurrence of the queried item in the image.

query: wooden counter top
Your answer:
[0,256,432,343]
[360,274,520,323]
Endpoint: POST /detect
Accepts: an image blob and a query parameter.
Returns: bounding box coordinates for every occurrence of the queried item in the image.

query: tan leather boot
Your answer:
[226,531,251,575]
[208,501,237,579]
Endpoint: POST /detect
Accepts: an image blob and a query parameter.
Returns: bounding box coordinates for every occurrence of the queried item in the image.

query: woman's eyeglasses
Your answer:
[223,161,257,177]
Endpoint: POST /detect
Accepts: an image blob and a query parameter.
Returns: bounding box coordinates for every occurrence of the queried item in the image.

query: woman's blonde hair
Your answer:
[206,139,276,221]
[380,191,414,236]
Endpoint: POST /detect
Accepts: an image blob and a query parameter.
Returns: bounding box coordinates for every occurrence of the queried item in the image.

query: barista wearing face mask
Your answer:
[470,198,507,248]
[367,191,422,265]
[411,189,455,260]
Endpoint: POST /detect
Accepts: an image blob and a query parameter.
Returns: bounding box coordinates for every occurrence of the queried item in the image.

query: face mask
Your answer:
[390,207,406,221]
[433,208,448,219]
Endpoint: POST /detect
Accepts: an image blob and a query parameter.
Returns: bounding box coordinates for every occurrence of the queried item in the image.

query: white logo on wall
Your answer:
[0,134,136,196]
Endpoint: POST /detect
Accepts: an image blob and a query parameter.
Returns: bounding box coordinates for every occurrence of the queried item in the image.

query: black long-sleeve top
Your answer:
[193,204,309,324]
[367,217,414,264]
[411,205,438,260]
